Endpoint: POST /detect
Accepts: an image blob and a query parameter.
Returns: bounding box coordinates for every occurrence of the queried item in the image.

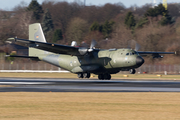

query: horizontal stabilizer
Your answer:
[5,55,39,61]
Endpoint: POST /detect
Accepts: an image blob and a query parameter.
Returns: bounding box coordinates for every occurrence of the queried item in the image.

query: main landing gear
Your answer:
[77,72,111,80]
[98,73,111,80]
[77,72,90,79]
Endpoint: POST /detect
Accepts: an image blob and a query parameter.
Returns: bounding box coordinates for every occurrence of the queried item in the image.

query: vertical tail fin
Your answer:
[29,23,46,56]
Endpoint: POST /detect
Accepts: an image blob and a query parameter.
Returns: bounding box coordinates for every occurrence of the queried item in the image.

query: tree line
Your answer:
[1,0,180,64]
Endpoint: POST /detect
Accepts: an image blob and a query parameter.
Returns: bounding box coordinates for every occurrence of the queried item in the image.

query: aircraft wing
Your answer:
[138,51,175,54]
[137,51,176,58]
[8,38,85,56]
[5,55,40,61]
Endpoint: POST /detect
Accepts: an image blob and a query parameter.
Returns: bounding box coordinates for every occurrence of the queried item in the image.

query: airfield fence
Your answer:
[0,62,180,74]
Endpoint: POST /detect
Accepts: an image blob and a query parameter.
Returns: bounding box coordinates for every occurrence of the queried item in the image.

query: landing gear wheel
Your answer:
[78,73,83,78]
[104,74,111,80]
[98,74,111,80]
[104,73,111,80]
[107,74,111,80]
[129,69,136,74]
[98,74,104,80]
[83,73,90,78]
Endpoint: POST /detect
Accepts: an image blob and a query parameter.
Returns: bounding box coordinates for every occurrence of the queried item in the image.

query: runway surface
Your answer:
[0,78,180,92]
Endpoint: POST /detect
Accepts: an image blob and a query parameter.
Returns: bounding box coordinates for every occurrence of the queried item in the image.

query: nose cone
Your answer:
[136,56,144,66]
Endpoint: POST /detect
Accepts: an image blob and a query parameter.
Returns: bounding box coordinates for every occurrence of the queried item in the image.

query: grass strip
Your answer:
[0,92,180,120]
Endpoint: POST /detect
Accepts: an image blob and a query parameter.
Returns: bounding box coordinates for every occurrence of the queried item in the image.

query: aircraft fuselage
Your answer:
[38,48,144,74]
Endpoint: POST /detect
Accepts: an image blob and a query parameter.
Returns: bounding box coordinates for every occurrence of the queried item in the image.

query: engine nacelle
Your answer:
[153,54,163,59]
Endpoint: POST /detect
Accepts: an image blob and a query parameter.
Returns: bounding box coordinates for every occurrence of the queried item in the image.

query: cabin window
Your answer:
[126,53,129,55]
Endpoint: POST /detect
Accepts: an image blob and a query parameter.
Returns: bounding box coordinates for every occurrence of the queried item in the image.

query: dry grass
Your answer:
[0,85,14,87]
[0,92,180,120]
[0,72,180,80]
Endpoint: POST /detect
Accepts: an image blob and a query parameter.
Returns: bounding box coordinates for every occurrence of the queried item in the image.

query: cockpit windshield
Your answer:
[126,51,139,56]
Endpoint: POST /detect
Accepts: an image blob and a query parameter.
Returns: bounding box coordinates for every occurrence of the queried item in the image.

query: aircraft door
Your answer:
[109,52,115,67]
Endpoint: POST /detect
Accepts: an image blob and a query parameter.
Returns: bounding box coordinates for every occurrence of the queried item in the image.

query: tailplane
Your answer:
[29,23,46,56]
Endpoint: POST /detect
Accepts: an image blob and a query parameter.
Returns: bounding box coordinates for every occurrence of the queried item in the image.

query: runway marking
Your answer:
[0,82,52,85]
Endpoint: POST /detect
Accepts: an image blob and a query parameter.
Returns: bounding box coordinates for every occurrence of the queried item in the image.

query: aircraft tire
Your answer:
[78,73,83,78]
[104,74,111,80]
[129,69,136,74]
[83,73,90,78]
[107,74,111,80]
[98,74,104,80]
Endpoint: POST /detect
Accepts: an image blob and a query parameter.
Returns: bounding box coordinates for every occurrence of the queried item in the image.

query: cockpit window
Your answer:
[126,52,138,56]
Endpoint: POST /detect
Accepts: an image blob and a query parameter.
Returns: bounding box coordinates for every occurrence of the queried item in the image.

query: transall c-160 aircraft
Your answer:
[6,23,175,80]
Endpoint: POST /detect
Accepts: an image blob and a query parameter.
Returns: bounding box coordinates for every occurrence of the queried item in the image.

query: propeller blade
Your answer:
[79,39,97,55]
[127,39,141,51]
[135,43,141,51]
[90,39,97,49]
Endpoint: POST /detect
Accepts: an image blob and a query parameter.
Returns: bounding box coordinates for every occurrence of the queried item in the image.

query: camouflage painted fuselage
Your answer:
[38,48,142,74]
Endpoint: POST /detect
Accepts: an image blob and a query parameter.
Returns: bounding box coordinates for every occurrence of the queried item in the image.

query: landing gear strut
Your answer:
[98,73,111,80]
[78,73,91,79]
[129,69,136,74]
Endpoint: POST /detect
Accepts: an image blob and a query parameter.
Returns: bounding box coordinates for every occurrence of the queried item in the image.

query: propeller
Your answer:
[78,39,97,55]
[127,40,140,51]
[88,39,97,52]
[135,43,140,51]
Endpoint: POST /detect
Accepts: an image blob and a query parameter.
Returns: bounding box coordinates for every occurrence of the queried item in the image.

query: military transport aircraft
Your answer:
[6,23,175,80]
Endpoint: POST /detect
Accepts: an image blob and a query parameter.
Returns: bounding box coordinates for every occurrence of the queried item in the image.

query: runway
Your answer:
[0,78,180,92]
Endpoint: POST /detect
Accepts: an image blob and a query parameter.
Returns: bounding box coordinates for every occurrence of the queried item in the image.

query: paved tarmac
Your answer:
[0,78,180,92]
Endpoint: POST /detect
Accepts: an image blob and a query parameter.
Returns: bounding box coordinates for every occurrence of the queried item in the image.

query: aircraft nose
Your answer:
[136,56,144,66]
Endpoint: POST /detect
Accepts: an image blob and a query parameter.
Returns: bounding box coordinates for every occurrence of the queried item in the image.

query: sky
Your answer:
[0,0,180,10]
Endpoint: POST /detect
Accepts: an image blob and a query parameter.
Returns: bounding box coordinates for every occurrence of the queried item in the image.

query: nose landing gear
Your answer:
[129,69,136,74]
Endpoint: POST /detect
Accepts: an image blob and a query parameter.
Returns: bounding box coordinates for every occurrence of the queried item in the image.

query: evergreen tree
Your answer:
[90,21,100,31]
[135,17,148,29]
[42,9,54,36]
[27,0,43,20]
[53,29,63,43]
[102,20,115,38]
[144,4,173,25]
[145,4,166,17]
[124,11,136,29]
